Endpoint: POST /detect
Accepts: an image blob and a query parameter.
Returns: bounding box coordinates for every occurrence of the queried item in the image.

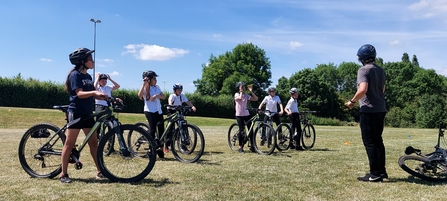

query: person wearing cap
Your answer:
[94,73,121,113]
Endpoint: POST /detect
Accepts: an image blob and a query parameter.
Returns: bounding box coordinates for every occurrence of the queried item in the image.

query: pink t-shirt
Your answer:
[234,93,252,116]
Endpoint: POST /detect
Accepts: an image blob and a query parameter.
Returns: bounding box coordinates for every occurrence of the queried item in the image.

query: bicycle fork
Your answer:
[112,122,131,157]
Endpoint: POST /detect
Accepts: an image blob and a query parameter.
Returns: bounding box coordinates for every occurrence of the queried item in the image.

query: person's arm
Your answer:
[75,88,107,100]
[258,98,265,110]
[150,86,166,101]
[284,100,292,115]
[94,73,100,89]
[107,75,121,90]
[345,82,368,109]
[138,80,149,100]
[185,101,196,112]
[247,85,258,101]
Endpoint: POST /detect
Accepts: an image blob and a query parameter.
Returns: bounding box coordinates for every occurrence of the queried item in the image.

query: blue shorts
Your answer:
[67,112,95,129]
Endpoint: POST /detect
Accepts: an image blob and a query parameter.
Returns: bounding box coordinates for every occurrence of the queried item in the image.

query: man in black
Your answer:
[346,44,387,182]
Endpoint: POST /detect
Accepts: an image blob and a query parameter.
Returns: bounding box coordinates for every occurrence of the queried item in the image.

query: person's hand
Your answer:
[192,106,196,112]
[248,85,253,92]
[279,111,283,116]
[107,74,111,79]
[95,92,108,100]
[345,100,355,109]
[96,73,100,78]
[149,94,158,101]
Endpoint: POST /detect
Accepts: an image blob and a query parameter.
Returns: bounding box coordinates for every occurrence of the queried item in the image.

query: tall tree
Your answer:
[194,43,272,96]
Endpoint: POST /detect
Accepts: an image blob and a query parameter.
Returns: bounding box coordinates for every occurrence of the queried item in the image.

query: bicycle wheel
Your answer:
[227,123,241,151]
[98,124,157,183]
[252,124,276,155]
[18,123,65,178]
[276,123,291,151]
[171,124,205,163]
[135,122,150,132]
[398,155,447,182]
[301,124,316,149]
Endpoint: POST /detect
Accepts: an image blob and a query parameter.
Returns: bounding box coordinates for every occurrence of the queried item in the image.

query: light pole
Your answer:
[89,18,101,82]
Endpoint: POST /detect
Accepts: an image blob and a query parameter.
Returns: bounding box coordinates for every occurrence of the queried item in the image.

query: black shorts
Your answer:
[67,112,95,129]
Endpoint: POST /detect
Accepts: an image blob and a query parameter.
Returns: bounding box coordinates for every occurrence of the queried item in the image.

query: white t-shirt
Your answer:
[95,85,113,106]
[143,85,163,114]
[285,97,299,113]
[168,94,189,106]
[261,95,282,112]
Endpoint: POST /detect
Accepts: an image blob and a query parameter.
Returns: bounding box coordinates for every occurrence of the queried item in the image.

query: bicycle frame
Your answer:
[156,105,191,145]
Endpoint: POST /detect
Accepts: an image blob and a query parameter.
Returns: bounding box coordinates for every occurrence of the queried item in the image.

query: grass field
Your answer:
[1,107,447,201]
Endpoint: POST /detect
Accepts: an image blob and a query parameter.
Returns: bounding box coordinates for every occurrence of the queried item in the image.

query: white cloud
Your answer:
[388,40,401,46]
[103,59,114,63]
[40,58,52,62]
[408,0,447,19]
[289,41,303,49]
[213,34,222,37]
[123,44,189,61]
[109,71,120,76]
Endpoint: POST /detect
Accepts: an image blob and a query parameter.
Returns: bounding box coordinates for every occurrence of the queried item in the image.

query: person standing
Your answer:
[94,73,121,113]
[138,70,166,158]
[284,88,304,150]
[345,44,387,182]
[234,82,258,153]
[60,48,108,183]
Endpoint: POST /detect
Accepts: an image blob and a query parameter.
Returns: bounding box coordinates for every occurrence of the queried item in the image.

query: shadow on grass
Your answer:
[390,176,447,185]
[75,177,179,186]
[304,148,335,152]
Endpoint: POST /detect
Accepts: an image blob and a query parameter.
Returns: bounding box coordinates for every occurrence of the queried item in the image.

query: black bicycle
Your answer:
[136,105,205,163]
[275,111,316,151]
[227,108,277,155]
[398,122,447,182]
[18,98,157,183]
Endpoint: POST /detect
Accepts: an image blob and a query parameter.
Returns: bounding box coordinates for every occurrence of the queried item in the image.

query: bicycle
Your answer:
[18,97,157,183]
[398,122,447,182]
[227,108,277,155]
[275,111,316,151]
[135,105,205,163]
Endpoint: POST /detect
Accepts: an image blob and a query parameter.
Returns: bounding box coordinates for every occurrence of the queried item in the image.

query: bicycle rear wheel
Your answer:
[98,124,156,183]
[227,123,241,151]
[276,123,291,151]
[398,155,447,182]
[18,123,64,178]
[252,124,276,155]
[171,124,205,163]
[301,124,316,149]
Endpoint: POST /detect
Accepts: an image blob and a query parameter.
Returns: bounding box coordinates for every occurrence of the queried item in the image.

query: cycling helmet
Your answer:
[142,70,158,79]
[357,44,376,61]
[235,82,246,89]
[267,86,276,92]
[289,87,298,94]
[99,74,108,80]
[69,48,94,65]
[173,83,183,90]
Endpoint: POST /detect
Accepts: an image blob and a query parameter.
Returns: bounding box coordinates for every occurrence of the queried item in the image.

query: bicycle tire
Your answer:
[135,122,150,132]
[98,124,157,183]
[171,124,205,163]
[227,123,241,151]
[18,123,65,178]
[252,123,276,155]
[301,124,316,149]
[276,123,291,151]
[398,155,447,182]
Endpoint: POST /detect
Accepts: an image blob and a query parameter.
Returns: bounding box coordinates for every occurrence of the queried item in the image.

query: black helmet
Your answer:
[235,82,246,90]
[357,44,376,61]
[142,70,158,79]
[99,74,108,80]
[289,87,298,94]
[268,86,276,92]
[173,83,183,90]
[69,48,94,65]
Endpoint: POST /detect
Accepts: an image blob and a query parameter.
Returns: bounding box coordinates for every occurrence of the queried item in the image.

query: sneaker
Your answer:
[96,172,106,179]
[163,145,169,153]
[380,172,389,179]
[289,144,296,149]
[238,148,244,153]
[249,146,256,153]
[59,174,72,183]
[357,173,383,182]
[156,149,164,158]
[260,140,265,146]
[181,145,190,153]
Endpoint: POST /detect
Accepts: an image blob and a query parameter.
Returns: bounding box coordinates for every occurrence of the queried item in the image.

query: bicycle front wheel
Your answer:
[171,124,205,163]
[18,123,64,178]
[398,155,447,182]
[98,124,157,183]
[276,123,291,151]
[227,123,241,151]
[301,124,316,149]
[253,124,276,155]
[101,121,115,156]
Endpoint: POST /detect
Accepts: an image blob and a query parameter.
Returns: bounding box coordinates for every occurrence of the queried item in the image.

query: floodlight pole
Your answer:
[89,18,101,82]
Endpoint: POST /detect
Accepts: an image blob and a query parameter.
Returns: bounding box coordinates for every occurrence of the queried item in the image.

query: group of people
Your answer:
[234,82,305,153]
[60,43,387,183]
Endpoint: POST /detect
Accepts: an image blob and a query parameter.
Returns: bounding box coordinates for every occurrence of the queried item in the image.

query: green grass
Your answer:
[2,107,447,200]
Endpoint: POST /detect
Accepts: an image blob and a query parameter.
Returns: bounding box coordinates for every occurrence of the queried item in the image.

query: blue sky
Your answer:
[1,0,447,93]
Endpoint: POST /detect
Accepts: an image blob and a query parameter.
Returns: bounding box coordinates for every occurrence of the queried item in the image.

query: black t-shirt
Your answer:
[357,64,387,113]
[67,70,94,114]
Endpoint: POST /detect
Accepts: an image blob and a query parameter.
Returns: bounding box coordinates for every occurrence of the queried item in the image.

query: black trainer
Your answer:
[238,148,244,153]
[156,149,164,158]
[357,173,383,182]
[380,172,389,179]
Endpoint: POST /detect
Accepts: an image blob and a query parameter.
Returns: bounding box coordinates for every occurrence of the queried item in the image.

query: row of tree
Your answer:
[193,43,447,128]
